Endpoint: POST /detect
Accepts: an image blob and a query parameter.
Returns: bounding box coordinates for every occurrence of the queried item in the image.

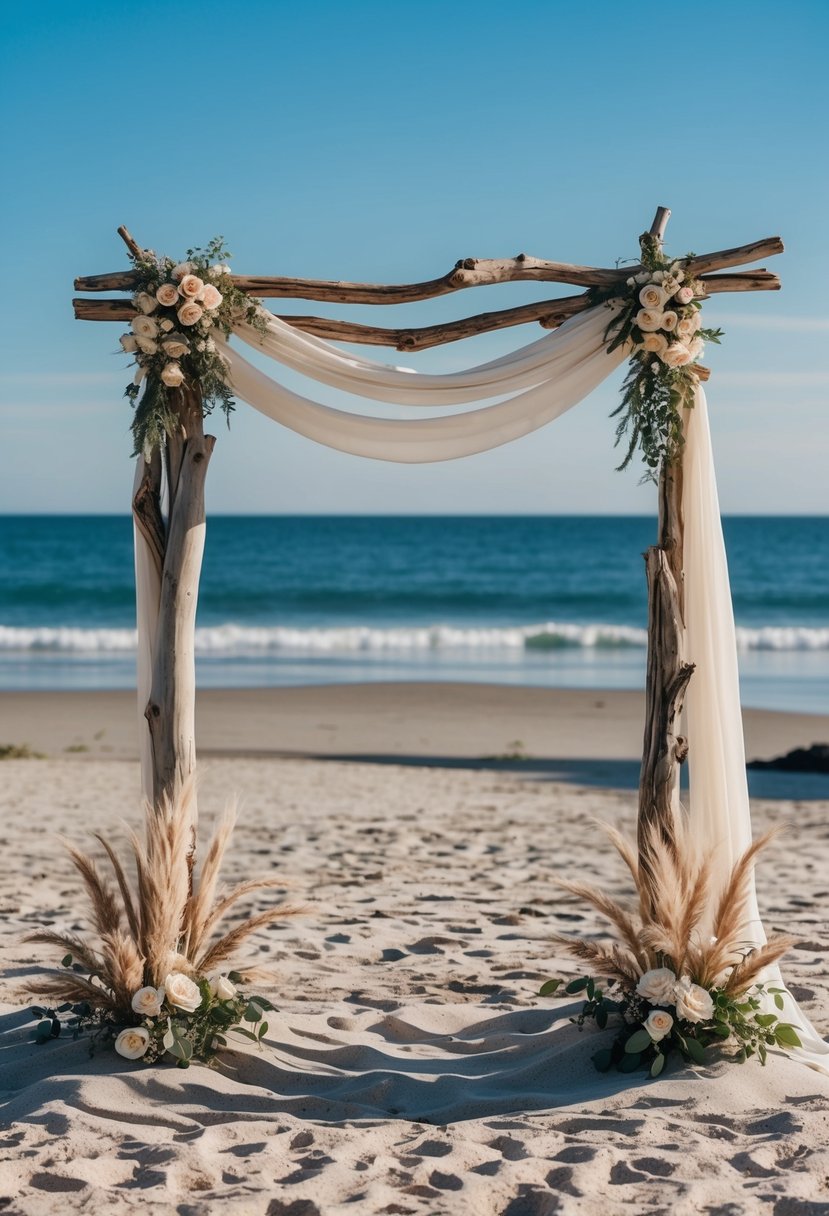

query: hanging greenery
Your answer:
[605,235,723,478]
[121,237,265,455]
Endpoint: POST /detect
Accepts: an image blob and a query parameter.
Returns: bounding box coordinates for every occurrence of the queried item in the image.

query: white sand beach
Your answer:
[1,687,828,1214]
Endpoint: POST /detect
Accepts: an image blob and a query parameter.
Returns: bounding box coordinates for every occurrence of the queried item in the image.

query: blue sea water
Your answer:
[0,515,827,713]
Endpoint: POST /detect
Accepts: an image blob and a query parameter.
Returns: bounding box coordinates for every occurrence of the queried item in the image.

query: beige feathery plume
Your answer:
[25,776,300,1017]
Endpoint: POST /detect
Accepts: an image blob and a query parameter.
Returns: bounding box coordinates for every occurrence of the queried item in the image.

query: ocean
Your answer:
[0,515,827,713]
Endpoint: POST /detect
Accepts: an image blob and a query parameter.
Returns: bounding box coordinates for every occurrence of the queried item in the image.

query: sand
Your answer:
[0,687,828,1214]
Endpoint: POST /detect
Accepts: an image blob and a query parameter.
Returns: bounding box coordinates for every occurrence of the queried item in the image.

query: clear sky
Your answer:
[1,0,827,515]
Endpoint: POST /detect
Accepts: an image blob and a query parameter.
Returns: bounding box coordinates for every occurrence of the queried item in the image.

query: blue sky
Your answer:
[0,0,826,514]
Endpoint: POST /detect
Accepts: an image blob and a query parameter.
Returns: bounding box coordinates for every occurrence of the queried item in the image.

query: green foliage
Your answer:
[122,238,266,456]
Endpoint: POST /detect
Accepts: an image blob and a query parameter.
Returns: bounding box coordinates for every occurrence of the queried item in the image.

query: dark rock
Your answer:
[747,744,829,774]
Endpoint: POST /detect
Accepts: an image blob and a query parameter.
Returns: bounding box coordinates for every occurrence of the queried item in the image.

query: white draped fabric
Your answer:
[132,309,828,1075]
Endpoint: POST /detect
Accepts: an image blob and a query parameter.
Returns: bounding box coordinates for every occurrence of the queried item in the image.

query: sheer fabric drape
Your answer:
[131,325,828,1075]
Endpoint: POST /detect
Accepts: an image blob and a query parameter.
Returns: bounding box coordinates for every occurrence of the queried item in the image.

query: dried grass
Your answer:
[553,816,792,992]
[26,777,300,1016]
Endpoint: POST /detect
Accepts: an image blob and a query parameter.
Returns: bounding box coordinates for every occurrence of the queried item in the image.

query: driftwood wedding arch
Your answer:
[73,207,784,880]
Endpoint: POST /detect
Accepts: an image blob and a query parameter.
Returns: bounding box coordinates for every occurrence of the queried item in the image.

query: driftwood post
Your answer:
[122,228,216,814]
[637,207,696,879]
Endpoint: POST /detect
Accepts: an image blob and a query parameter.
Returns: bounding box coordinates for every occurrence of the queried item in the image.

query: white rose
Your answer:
[652,270,665,283]
[675,979,715,1023]
[114,1026,151,1060]
[161,333,189,358]
[636,967,679,1005]
[641,332,669,355]
[676,316,697,341]
[120,334,138,353]
[676,286,695,305]
[661,342,694,368]
[209,974,237,1000]
[644,1009,674,1043]
[163,971,202,1012]
[160,362,185,388]
[201,284,223,310]
[134,291,157,315]
[178,301,203,327]
[131,314,158,339]
[688,336,705,360]
[159,318,175,332]
[639,283,667,310]
[131,986,164,1017]
[178,274,205,299]
[171,261,195,281]
[626,277,636,287]
[661,310,678,332]
[635,272,650,284]
[635,308,663,333]
[156,282,180,307]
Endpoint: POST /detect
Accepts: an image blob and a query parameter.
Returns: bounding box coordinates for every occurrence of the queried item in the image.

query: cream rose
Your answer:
[120,333,138,353]
[635,308,663,333]
[676,316,697,341]
[639,283,668,310]
[641,332,669,355]
[162,333,189,358]
[661,342,693,368]
[201,284,223,310]
[688,336,705,360]
[131,986,164,1017]
[131,315,158,339]
[645,1009,674,1043]
[160,318,175,332]
[178,274,205,299]
[156,282,180,307]
[134,291,157,315]
[163,971,202,1012]
[636,967,678,1005]
[171,261,195,281]
[675,980,715,1023]
[660,310,678,332]
[676,286,695,305]
[114,1026,151,1059]
[160,362,185,388]
[209,974,237,1000]
[136,337,158,356]
[177,302,203,327]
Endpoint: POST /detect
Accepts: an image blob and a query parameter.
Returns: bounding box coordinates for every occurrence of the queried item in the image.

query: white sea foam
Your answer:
[0,622,827,654]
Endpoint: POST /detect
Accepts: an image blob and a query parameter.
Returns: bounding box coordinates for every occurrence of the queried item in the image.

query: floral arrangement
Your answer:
[605,236,723,477]
[121,237,265,455]
[26,779,297,1067]
[540,821,802,1077]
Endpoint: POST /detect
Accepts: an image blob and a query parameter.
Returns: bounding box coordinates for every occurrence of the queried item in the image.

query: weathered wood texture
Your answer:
[637,209,697,882]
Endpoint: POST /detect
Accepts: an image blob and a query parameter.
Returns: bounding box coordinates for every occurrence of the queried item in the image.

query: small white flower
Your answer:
[661,342,694,368]
[675,978,715,1023]
[159,318,175,333]
[178,301,203,327]
[209,974,237,1000]
[635,271,650,284]
[635,308,663,333]
[178,274,205,300]
[171,261,195,281]
[662,275,682,296]
[114,1026,151,1060]
[644,1009,674,1043]
[652,270,665,283]
[201,284,223,310]
[131,315,158,340]
[688,336,705,360]
[131,986,164,1018]
[639,283,668,310]
[160,362,185,388]
[205,337,215,353]
[163,971,202,1012]
[134,291,158,315]
[636,967,679,1005]
[156,283,180,307]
